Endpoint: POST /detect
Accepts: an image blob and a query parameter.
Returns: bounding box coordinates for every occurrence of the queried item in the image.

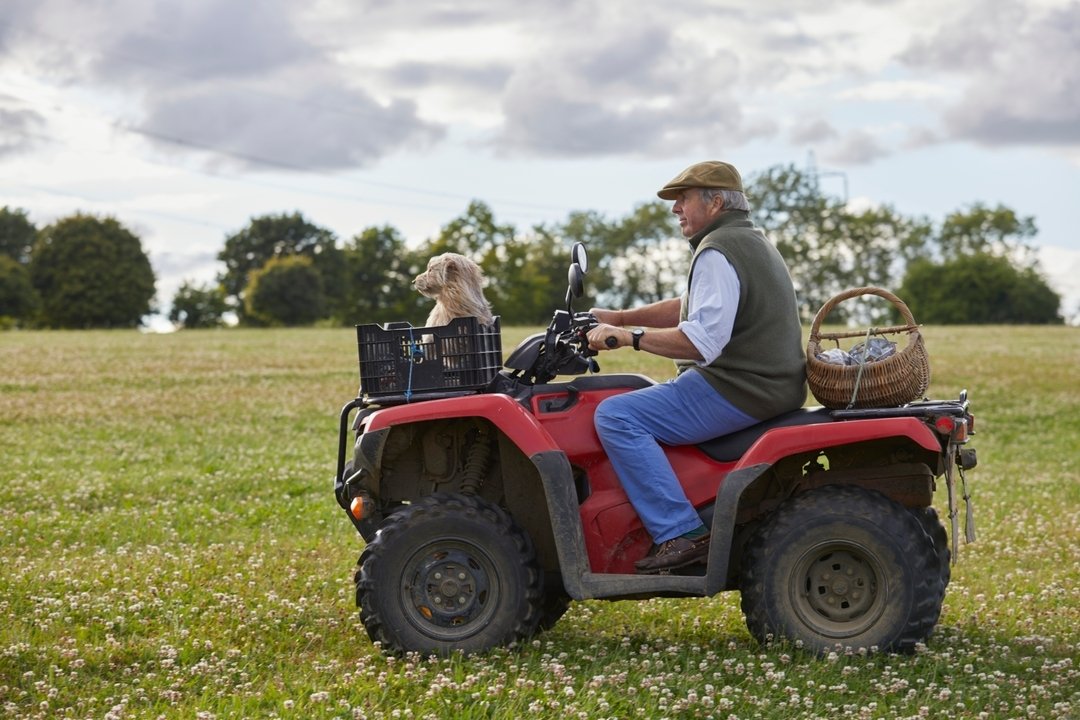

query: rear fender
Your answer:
[714,415,946,586]
[734,416,942,470]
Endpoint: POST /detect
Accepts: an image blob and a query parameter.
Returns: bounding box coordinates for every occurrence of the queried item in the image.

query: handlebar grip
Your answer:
[605,336,618,349]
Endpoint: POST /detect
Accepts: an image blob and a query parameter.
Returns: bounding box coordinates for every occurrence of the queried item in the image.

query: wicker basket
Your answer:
[806,287,930,409]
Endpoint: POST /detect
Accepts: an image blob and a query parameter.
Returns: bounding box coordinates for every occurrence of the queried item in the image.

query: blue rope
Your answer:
[404,326,426,402]
[405,327,416,402]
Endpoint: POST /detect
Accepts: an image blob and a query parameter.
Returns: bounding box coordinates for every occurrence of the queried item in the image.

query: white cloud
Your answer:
[0,103,46,157]
[837,80,950,102]
[823,130,891,166]
[1037,244,1080,323]
[900,0,1080,148]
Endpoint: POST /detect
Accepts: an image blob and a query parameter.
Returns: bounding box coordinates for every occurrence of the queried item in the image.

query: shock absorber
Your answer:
[460,422,492,495]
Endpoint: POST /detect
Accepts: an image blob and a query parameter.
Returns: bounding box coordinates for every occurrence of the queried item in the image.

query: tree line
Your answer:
[0,164,1064,330]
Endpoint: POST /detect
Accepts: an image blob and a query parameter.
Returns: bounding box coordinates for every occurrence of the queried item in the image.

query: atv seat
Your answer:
[696,407,835,462]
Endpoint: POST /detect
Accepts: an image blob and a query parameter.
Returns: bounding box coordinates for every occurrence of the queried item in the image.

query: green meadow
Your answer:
[1,325,1077,719]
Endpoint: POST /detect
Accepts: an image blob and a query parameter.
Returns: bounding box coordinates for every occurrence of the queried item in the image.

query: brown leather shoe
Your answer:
[634,534,711,574]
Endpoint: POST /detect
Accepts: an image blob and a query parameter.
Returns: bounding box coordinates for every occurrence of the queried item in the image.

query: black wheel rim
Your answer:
[791,540,887,639]
[400,539,499,642]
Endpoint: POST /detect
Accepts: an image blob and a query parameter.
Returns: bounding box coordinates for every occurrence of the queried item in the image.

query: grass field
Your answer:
[1,324,1077,719]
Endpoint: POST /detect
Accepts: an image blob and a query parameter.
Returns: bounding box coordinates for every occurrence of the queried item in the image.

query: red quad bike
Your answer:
[333,243,978,656]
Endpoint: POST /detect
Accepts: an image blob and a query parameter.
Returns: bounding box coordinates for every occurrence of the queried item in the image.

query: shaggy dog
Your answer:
[414,253,495,328]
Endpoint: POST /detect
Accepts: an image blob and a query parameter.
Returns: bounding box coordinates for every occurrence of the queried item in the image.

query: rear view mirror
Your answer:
[571,242,588,274]
[567,263,585,301]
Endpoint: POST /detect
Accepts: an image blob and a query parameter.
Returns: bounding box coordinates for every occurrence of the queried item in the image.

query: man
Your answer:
[586,160,806,574]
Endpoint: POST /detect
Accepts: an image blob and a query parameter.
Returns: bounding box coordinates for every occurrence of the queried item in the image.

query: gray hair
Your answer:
[700,188,750,212]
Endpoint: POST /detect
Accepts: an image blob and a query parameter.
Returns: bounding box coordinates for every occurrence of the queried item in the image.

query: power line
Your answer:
[2,32,573,215]
[806,150,849,204]
[3,94,572,219]
[119,123,568,213]
[2,180,233,232]
[2,119,567,231]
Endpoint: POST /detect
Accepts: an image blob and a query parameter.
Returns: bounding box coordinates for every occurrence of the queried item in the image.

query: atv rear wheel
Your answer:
[356,493,543,655]
[909,505,950,635]
[911,505,951,590]
[740,485,943,654]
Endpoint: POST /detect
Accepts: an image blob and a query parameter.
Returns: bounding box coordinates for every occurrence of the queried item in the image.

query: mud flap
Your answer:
[943,443,976,563]
[960,463,976,544]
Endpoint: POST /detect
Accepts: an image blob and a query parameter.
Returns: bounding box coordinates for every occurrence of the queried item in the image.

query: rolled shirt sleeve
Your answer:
[677,249,740,366]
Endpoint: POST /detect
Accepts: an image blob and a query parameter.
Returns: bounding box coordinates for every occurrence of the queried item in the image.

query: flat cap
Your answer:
[657,160,744,200]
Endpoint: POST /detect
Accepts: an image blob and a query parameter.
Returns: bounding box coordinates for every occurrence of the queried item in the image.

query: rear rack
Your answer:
[830,391,969,420]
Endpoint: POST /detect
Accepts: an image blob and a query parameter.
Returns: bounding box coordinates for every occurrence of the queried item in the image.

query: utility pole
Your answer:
[806,151,849,204]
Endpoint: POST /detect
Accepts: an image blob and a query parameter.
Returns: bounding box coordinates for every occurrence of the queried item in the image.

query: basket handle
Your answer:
[809,286,919,344]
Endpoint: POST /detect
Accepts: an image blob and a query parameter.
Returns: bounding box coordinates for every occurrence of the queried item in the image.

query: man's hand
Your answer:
[589,308,623,326]
[587,323,630,352]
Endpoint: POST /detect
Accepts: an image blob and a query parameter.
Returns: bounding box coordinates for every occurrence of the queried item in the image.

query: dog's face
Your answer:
[413,253,483,299]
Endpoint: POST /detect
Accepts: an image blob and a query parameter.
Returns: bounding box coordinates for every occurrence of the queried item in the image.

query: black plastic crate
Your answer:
[357,316,502,400]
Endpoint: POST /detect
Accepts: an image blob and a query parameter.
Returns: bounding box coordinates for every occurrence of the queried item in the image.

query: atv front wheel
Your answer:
[356,493,543,655]
[536,588,571,633]
[740,485,943,654]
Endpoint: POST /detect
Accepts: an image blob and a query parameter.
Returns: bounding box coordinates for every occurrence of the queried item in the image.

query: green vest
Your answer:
[676,211,807,420]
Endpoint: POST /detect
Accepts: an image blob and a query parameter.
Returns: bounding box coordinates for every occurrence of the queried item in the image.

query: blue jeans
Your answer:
[594,370,757,544]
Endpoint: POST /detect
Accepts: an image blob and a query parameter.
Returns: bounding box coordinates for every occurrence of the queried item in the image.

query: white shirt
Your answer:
[677,249,740,366]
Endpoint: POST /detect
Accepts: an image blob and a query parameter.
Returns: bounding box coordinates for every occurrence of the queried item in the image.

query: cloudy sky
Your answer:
[2,0,1079,324]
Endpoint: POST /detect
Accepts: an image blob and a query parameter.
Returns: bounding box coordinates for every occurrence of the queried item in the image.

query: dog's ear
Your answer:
[446,254,475,286]
[442,255,459,277]
[450,255,482,285]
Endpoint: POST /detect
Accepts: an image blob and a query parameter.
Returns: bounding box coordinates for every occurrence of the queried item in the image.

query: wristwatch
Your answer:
[631,328,645,351]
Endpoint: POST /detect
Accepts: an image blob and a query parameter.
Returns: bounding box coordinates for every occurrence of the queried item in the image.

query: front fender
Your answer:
[343,395,559,541]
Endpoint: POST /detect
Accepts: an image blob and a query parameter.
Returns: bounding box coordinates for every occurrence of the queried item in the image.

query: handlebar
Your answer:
[561,311,620,353]
[566,311,600,356]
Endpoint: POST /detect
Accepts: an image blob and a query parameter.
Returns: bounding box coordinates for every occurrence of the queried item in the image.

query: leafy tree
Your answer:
[747,164,935,323]
[828,206,933,323]
[218,212,344,323]
[895,204,1055,324]
[243,255,325,326]
[339,225,427,325]
[602,202,685,308]
[30,214,156,328]
[169,281,229,329]
[0,206,37,264]
[423,200,516,260]
[937,203,1037,262]
[899,253,1061,324]
[0,255,40,325]
[553,209,615,308]
[422,201,516,315]
[748,164,846,321]
[399,202,589,325]
[555,203,683,311]
[489,227,571,325]
[416,201,522,324]
[372,202,578,326]
[744,165,1057,325]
